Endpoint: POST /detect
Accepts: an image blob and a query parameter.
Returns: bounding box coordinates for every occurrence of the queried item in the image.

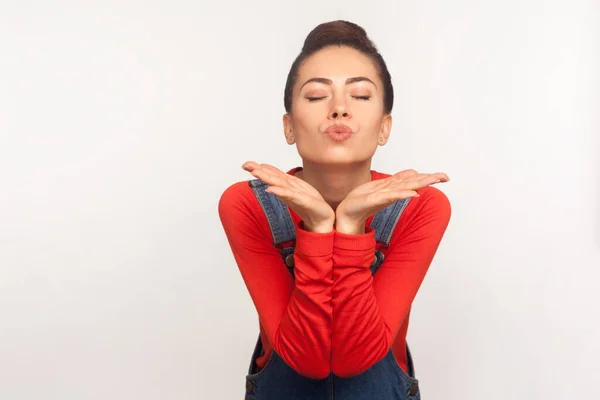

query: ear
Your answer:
[378,114,392,146]
[282,113,296,144]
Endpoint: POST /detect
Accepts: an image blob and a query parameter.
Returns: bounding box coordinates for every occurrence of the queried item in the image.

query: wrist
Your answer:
[303,218,335,233]
[335,216,366,235]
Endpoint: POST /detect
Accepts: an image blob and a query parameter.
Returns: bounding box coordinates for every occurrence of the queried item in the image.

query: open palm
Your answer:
[242,161,335,231]
[336,169,449,223]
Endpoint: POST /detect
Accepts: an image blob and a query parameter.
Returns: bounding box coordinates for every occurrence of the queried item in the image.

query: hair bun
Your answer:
[302,20,376,54]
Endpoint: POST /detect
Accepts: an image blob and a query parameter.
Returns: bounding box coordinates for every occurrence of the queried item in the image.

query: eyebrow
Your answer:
[300,76,377,90]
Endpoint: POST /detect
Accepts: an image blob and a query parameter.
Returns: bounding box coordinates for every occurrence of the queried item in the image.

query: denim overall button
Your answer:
[285,254,295,267]
[408,382,419,396]
[246,379,254,392]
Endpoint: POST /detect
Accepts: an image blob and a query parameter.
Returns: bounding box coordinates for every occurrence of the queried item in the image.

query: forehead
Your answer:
[297,46,379,84]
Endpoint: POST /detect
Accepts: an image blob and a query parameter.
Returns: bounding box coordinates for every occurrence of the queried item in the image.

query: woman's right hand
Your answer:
[242,161,335,233]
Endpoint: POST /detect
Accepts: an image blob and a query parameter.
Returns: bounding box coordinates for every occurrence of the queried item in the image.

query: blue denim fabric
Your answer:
[245,178,419,400]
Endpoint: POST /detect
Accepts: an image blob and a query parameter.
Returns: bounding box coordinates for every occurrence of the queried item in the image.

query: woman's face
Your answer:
[283,45,391,166]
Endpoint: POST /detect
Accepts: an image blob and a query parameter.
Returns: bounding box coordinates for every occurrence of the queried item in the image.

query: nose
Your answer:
[329,99,351,120]
[330,109,350,119]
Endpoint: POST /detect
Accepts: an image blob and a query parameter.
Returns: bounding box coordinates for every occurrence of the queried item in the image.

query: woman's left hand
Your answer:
[335,169,450,234]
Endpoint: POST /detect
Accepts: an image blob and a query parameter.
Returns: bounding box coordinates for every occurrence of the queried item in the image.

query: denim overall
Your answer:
[244,177,421,400]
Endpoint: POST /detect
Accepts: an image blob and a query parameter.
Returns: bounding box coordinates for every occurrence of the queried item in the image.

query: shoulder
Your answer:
[394,185,451,240]
[218,179,269,236]
[414,185,451,217]
[218,179,257,213]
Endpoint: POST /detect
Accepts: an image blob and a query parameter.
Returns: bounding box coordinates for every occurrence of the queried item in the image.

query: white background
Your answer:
[1,1,598,399]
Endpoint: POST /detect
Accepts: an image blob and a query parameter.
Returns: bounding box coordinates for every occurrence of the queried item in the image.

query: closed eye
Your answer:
[307,96,371,102]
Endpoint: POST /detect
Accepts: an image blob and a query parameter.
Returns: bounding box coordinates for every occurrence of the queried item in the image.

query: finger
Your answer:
[436,172,450,182]
[255,164,308,191]
[249,168,288,188]
[368,189,420,207]
[264,185,292,198]
[403,174,447,190]
[394,171,449,185]
[354,173,419,195]
[385,175,435,193]
[258,163,286,177]
[390,169,419,180]
[247,163,318,196]
[245,162,288,183]
[417,173,449,185]
[242,162,287,180]
[383,172,430,190]
[259,164,311,192]
[265,185,311,208]
[373,171,419,189]
[241,161,260,172]
[420,172,448,182]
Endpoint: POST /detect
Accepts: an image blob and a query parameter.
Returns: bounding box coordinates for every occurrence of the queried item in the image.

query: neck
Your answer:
[294,161,373,212]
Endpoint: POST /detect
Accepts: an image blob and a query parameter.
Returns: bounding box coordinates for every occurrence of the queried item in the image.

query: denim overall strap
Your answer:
[369,198,412,275]
[370,198,412,246]
[248,178,296,246]
[248,178,296,277]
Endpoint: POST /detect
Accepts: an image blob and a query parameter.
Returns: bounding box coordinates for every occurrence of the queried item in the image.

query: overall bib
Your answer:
[244,177,421,400]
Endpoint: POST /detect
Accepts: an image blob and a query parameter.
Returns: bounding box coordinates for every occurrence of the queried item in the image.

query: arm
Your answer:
[218,182,334,379]
[330,187,451,377]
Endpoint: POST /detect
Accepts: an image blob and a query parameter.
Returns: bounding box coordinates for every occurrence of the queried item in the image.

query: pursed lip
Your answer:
[325,124,353,134]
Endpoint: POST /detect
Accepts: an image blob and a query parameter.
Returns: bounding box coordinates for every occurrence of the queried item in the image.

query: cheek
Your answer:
[359,118,383,139]
[356,135,379,154]
[291,107,323,135]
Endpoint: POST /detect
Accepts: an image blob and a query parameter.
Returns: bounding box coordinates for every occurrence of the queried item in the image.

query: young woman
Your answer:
[219,20,451,400]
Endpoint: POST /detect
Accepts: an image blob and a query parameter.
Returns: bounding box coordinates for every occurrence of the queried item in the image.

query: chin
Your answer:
[297,144,376,164]
[300,153,373,166]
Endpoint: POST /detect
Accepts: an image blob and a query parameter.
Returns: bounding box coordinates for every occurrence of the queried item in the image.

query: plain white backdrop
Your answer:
[1,1,598,399]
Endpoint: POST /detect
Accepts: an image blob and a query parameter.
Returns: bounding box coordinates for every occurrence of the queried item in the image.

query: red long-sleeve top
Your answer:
[218,166,451,379]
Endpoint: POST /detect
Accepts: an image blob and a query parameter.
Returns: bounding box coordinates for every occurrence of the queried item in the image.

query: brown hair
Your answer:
[284,20,394,115]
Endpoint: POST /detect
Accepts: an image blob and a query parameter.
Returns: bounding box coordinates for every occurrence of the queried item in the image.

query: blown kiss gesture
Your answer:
[242,161,449,235]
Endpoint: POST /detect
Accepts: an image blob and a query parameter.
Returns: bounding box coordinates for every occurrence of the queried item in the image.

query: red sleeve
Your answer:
[218,182,334,379]
[330,186,451,377]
